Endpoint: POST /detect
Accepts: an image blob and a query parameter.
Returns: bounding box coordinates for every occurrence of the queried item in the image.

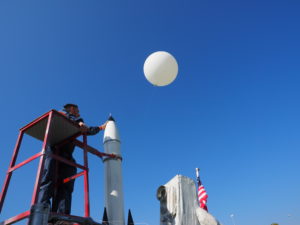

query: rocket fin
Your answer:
[102,207,109,225]
[127,209,134,225]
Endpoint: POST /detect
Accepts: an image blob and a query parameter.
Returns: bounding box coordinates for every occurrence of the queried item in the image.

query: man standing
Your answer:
[38,104,107,216]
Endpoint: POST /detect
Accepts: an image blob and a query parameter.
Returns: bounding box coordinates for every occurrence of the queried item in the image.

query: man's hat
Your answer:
[64,103,78,109]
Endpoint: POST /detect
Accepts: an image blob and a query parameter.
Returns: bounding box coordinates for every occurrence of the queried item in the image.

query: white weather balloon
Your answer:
[143,51,178,86]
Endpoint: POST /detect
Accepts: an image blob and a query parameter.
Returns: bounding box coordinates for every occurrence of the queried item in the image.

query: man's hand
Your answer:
[79,121,89,133]
[99,121,108,130]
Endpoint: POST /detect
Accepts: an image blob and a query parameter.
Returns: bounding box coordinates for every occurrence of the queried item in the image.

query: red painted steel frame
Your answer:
[74,139,122,160]
[63,171,85,184]
[31,111,54,205]
[0,110,113,224]
[2,210,30,225]
[50,153,87,171]
[83,135,90,217]
[0,131,24,213]
[8,152,42,173]
[20,112,50,132]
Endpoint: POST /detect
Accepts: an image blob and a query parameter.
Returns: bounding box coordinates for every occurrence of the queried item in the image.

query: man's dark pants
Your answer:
[38,146,77,214]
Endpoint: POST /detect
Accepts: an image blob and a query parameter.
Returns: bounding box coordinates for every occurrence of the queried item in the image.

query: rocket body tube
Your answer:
[103,118,125,225]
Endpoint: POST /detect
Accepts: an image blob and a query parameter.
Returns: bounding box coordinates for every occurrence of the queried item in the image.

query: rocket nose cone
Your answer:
[108,115,115,121]
[103,120,120,143]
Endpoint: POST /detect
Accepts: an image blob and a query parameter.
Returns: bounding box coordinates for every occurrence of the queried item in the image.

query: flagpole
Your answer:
[195,167,208,211]
[195,168,200,180]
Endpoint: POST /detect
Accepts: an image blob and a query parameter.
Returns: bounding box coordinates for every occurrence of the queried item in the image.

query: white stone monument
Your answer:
[157,175,221,225]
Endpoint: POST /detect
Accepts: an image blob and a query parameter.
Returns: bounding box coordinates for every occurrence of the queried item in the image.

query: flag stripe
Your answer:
[197,180,208,211]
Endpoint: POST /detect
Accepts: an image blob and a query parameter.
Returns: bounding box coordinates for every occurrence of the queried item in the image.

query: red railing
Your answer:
[0,110,113,224]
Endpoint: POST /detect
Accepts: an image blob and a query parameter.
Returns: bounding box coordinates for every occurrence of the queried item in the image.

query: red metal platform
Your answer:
[0,110,115,225]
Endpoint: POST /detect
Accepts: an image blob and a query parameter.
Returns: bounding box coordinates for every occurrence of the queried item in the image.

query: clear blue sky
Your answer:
[1,0,300,225]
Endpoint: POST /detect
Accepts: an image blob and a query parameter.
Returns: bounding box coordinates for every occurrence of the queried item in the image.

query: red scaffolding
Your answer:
[0,110,117,225]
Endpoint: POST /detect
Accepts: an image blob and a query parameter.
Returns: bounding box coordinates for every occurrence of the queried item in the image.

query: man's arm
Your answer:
[61,110,107,135]
[79,121,107,136]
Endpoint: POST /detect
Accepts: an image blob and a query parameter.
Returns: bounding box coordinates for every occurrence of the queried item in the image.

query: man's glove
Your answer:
[79,121,89,133]
[99,121,108,130]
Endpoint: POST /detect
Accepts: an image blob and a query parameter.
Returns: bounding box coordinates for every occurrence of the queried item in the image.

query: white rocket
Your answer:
[103,116,125,225]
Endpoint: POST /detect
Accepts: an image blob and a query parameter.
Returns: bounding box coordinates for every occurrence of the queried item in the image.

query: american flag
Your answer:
[196,168,208,211]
